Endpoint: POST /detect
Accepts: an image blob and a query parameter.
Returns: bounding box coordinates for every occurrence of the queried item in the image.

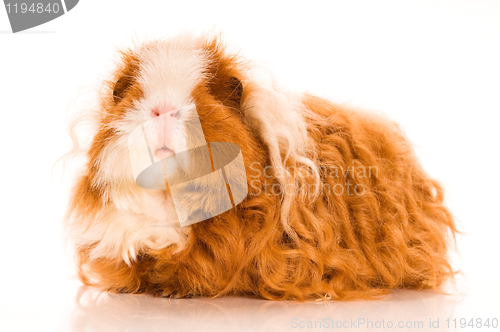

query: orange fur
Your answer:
[66,36,458,301]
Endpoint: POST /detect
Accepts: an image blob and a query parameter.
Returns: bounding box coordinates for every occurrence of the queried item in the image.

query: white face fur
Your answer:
[97,37,209,186]
[74,37,212,265]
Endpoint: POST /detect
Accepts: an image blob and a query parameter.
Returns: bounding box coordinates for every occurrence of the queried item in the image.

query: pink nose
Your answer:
[151,104,179,117]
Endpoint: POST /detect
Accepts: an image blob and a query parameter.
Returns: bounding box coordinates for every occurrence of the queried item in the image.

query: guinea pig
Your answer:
[65,33,458,301]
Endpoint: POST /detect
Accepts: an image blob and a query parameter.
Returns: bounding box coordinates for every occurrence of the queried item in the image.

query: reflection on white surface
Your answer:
[67,286,463,331]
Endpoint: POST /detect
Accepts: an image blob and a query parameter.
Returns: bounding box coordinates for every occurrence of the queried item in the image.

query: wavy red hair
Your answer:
[66,36,458,301]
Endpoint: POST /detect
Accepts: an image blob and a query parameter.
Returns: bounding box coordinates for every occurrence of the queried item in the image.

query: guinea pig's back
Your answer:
[299,94,457,291]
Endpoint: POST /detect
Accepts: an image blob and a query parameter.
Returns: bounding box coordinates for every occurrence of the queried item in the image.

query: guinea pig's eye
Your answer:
[112,75,133,104]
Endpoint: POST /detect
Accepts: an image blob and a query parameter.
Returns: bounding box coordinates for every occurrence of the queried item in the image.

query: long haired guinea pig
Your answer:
[65,34,458,301]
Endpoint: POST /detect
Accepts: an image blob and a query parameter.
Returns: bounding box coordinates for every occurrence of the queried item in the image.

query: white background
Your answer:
[1,0,499,331]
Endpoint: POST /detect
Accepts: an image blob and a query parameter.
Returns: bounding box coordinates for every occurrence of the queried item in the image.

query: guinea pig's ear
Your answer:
[112,75,133,104]
[206,75,244,110]
[227,76,243,108]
